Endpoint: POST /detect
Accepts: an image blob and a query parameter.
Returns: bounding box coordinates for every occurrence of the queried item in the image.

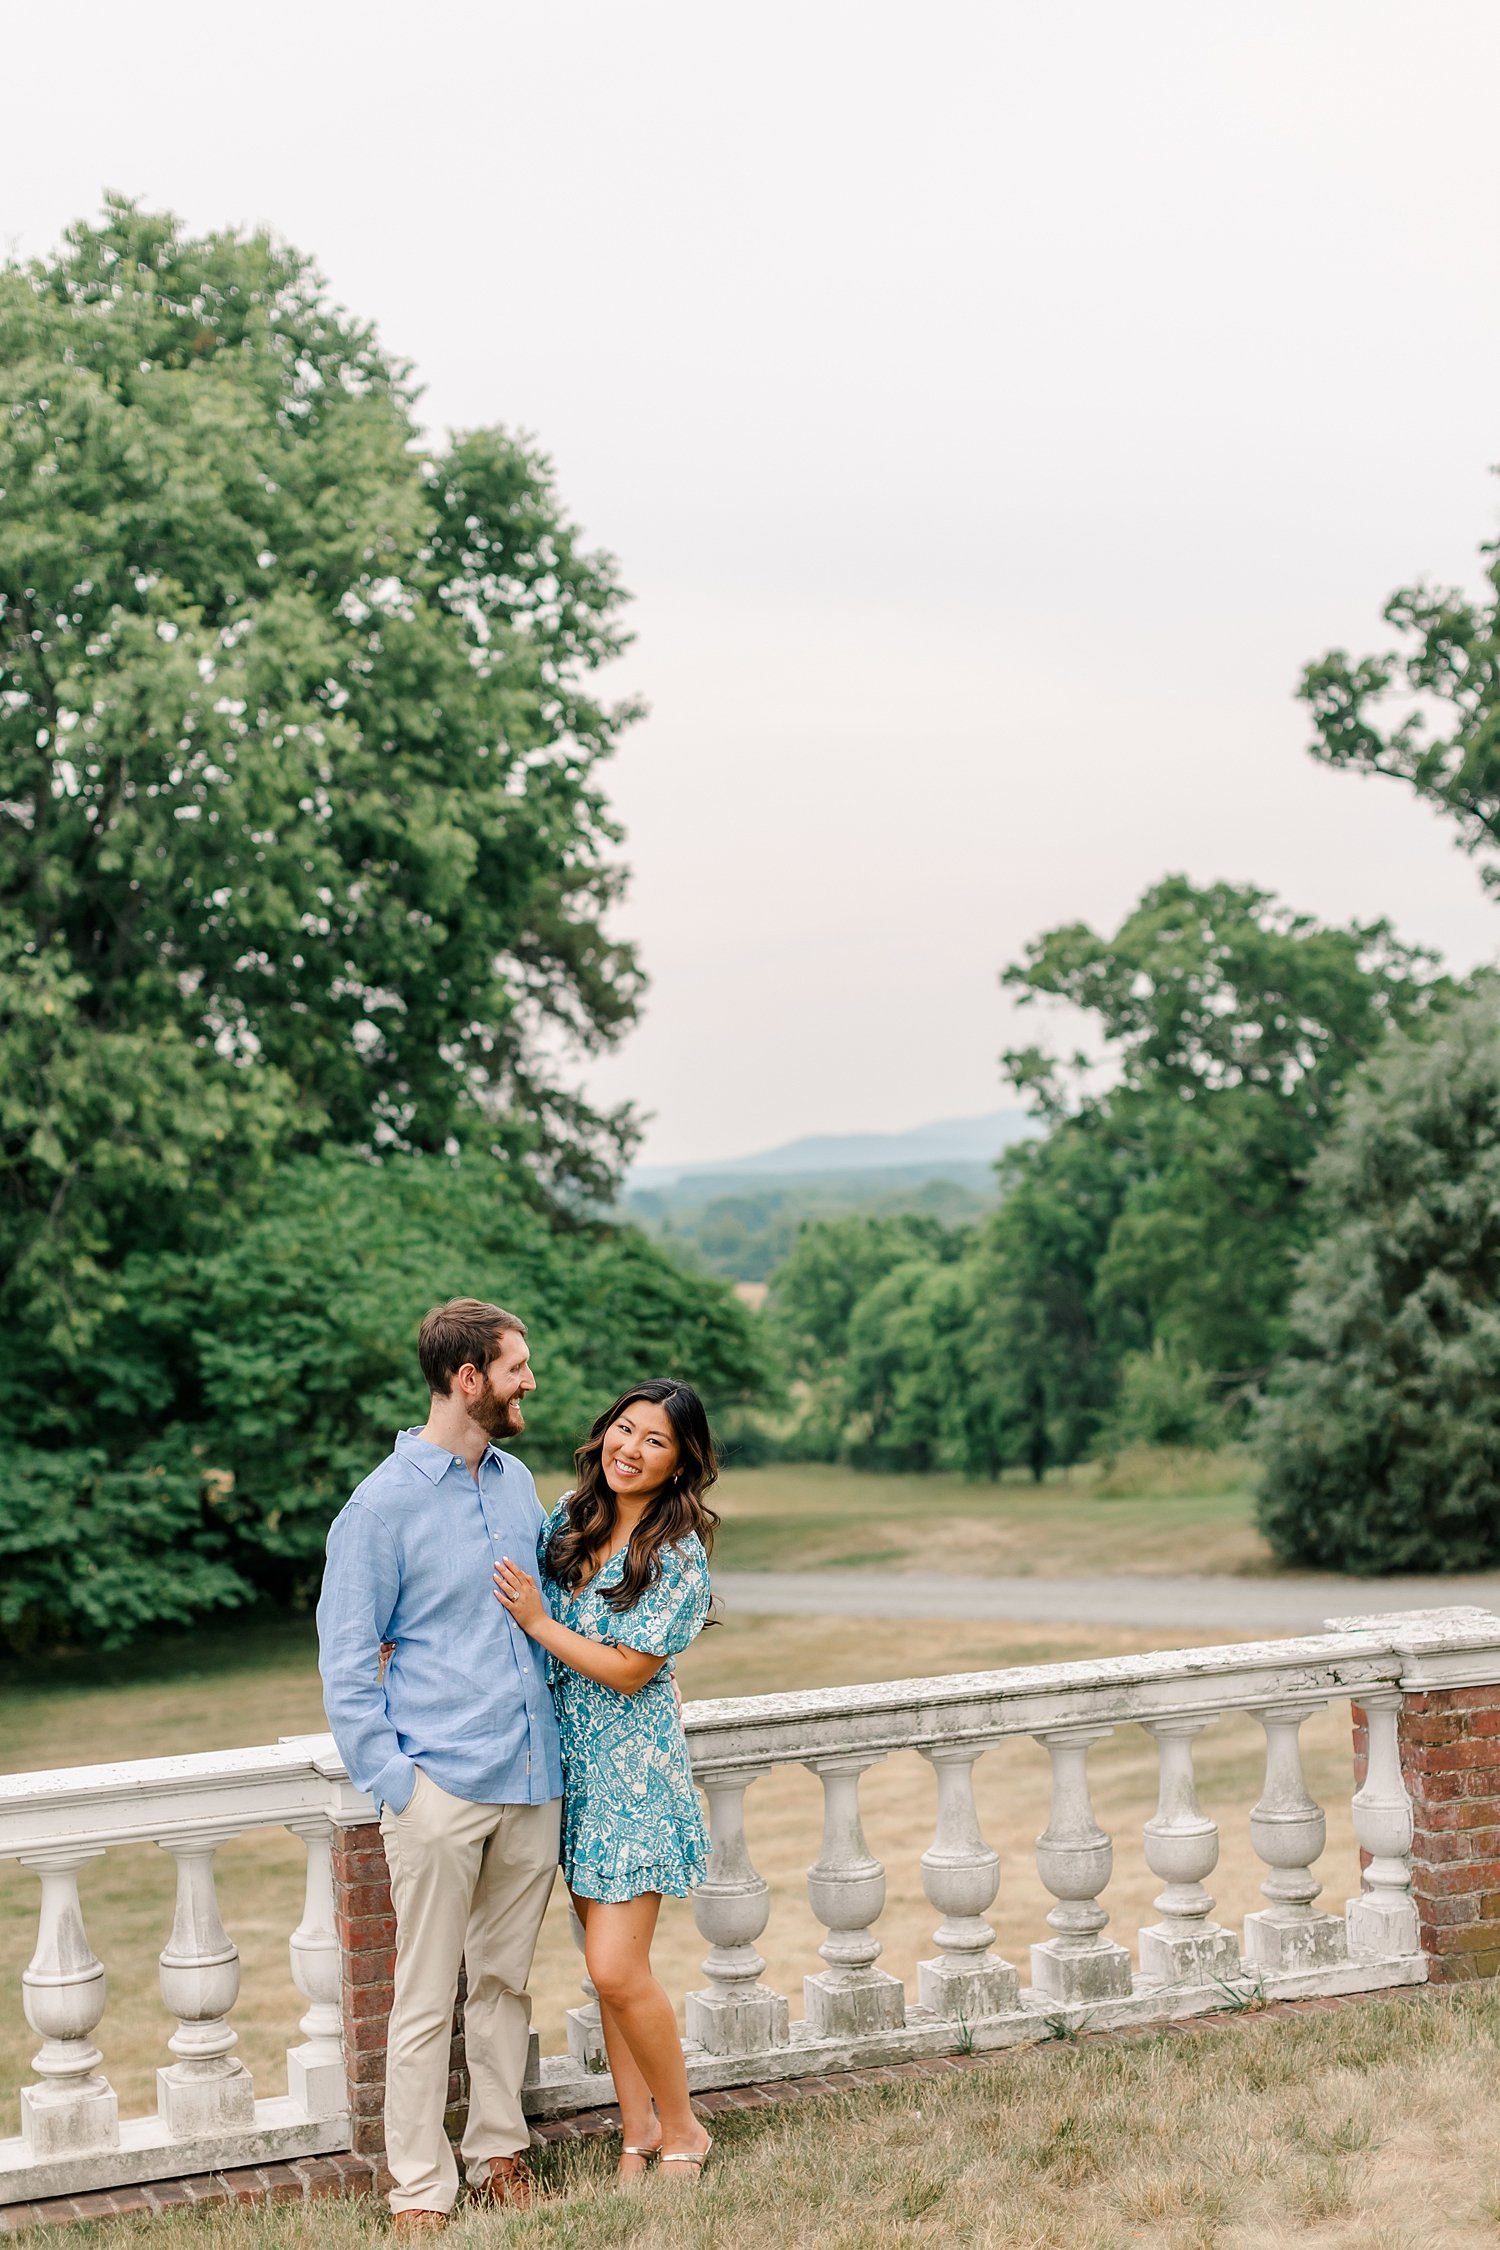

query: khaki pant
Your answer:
[379,1768,561,2212]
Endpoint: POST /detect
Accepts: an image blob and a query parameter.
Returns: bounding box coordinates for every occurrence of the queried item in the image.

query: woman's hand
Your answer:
[494,1558,547,1636]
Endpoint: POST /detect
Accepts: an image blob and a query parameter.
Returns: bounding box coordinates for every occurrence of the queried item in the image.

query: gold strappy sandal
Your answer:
[660,2135,713,2180]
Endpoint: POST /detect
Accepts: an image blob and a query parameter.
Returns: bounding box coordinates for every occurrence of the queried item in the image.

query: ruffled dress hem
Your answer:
[566,1850,711,1904]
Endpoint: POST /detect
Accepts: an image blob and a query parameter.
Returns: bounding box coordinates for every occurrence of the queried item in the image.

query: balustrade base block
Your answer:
[564,2005,604,2071]
[917,1958,1020,2019]
[286,2047,344,2121]
[1137,1923,1242,1986]
[156,2063,256,2139]
[1346,1894,1421,1960]
[803,1969,905,2040]
[19,2086,118,2163]
[1243,1910,1348,1973]
[1029,1939,1133,2005]
[686,1986,791,2056]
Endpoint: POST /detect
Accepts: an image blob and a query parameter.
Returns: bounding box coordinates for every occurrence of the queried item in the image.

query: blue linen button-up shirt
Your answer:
[317,1428,562,1815]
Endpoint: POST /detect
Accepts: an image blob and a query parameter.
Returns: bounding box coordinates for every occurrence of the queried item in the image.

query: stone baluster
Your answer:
[1243,1701,1348,1971]
[564,1899,606,2070]
[1346,1690,1420,1957]
[156,1832,256,2134]
[19,1850,120,2159]
[1138,1716,1242,1985]
[917,1744,1017,2019]
[1030,1727,1133,2004]
[803,1755,905,2038]
[686,1767,790,2054]
[285,1816,345,2118]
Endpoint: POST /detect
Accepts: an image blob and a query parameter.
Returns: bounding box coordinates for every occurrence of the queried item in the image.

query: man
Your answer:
[317,1299,562,2228]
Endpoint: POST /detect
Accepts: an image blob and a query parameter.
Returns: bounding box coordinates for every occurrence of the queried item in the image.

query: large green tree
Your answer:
[952,878,1449,1471]
[0,204,775,1649]
[760,881,1445,1483]
[1258,993,1500,1573]
[1,199,642,1375]
[999,875,1445,1378]
[1300,501,1500,891]
[769,1214,969,1463]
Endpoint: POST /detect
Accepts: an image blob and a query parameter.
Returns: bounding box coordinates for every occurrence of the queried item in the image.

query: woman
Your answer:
[493,1378,717,2184]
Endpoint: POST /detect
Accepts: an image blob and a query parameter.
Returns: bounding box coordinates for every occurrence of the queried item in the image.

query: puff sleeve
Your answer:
[612,1537,710,1659]
[537,1495,568,1572]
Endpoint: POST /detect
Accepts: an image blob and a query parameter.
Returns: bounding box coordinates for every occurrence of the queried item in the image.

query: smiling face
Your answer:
[463,1327,536,1441]
[599,1397,681,1505]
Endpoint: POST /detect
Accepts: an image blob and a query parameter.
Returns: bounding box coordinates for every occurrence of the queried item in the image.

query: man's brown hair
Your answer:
[417,1299,528,1397]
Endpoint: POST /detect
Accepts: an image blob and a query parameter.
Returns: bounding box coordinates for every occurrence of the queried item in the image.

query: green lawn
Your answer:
[709,1449,1271,1577]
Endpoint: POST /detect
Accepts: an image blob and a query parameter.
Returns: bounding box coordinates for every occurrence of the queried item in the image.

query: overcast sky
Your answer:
[7,1,1500,1164]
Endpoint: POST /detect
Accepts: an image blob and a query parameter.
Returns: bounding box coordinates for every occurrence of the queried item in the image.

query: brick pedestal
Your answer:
[1380,1686,1500,1982]
[1343,1610,1500,1986]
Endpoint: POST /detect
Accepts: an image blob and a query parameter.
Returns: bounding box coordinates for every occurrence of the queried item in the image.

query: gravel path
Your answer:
[711,1567,1500,1634]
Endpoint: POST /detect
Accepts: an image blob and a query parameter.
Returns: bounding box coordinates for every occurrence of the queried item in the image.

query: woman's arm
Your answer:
[494,1558,666,1696]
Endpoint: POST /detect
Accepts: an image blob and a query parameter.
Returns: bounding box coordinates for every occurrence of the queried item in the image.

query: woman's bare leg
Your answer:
[582,1894,711,2175]
[599,1996,660,2179]
[572,1894,659,2179]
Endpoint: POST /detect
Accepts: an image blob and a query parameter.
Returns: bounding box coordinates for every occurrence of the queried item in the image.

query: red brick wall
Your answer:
[1354,1685,1500,1983]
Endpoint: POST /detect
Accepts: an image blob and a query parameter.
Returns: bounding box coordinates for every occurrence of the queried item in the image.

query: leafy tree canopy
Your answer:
[767,1214,970,1465]
[0,204,779,1651]
[1300,496,1500,893]
[1002,874,1441,1125]
[1,199,642,1361]
[997,876,1446,1380]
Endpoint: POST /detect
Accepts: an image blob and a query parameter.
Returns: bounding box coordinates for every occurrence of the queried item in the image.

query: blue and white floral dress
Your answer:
[537,1495,712,1903]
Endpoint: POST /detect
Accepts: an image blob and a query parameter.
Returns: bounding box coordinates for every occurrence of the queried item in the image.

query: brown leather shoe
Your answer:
[469,2155,536,2210]
[390,2213,448,2233]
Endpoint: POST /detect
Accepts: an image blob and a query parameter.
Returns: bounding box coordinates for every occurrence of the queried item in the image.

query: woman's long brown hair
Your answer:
[545,1379,720,1615]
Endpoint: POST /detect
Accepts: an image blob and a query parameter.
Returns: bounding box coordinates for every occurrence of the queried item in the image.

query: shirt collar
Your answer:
[395,1428,461,1484]
[394,1428,509,1484]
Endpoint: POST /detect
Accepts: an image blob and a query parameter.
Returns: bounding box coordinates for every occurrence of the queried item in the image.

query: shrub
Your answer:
[1094,1343,1227,1454]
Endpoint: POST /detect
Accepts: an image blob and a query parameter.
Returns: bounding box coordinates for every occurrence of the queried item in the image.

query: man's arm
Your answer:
[316,1504,417,1814]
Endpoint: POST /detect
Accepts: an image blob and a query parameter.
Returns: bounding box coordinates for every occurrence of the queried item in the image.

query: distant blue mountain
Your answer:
[630,1108,1035,1191]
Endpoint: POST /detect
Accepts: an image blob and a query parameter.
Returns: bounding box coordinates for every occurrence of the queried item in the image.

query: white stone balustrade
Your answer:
[19,1850,116,2162]
[0,1737,367,2203]
[7,1607,1500,2199]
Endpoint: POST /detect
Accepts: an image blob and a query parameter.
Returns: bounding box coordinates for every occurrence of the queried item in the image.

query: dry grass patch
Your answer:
[709,1459,1272,1577]
[18,1992,1500,2249]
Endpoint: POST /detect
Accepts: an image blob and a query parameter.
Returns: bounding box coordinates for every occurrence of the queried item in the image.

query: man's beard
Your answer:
[473,1389,525,1440]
